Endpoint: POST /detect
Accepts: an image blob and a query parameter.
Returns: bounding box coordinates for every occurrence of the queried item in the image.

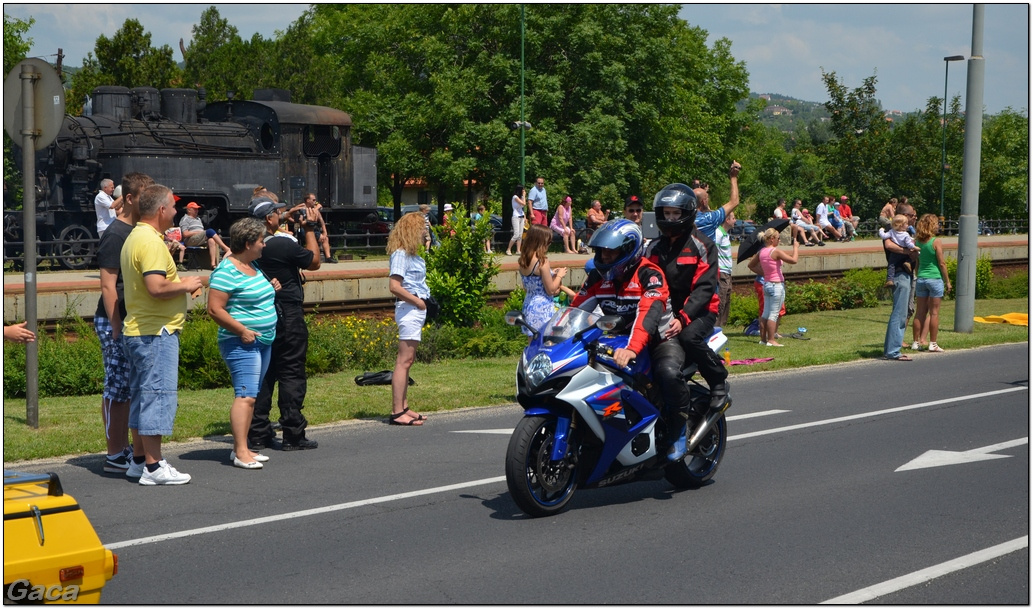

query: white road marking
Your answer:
[728,409,790,420]
[452,429,514,435]
[105,386,1026,551]
[896,437,1028,471]
[821,536,1029,604]
[730,386,1027,441]
[104,476,506,550]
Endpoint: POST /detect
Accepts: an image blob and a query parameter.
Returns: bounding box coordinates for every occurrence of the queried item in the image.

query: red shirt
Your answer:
[839,203,853,218]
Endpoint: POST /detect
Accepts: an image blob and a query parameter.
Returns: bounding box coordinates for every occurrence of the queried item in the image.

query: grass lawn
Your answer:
[4,297,1027,463]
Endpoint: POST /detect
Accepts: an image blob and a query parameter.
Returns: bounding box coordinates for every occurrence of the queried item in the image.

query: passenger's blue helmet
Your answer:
[588,219,643,281]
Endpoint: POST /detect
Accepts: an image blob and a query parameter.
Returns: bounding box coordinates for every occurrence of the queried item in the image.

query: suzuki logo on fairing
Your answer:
[596,463,646,487]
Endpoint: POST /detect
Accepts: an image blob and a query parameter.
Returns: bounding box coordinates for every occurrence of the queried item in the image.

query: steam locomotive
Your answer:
[5,86,377,269]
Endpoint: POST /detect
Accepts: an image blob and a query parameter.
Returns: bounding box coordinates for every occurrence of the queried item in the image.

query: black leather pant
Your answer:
[250,302,310,443]
[651,312,727,418]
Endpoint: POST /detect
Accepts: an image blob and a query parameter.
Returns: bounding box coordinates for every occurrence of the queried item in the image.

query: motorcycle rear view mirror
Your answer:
[505,310,539,339]
[595,315,622,333]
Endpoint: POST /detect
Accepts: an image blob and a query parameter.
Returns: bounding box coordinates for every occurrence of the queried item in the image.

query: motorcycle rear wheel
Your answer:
[664,414,726,489]
[505,415,578,517]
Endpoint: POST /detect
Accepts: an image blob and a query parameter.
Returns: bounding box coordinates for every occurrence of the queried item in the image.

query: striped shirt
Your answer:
[208,258,278,345]
[715,225,732,275]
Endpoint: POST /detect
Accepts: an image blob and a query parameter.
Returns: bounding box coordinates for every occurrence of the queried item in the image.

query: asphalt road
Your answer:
[9,343,1029,604]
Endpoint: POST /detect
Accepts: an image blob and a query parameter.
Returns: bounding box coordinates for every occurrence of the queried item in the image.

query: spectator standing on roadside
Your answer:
[386,212,432,426]
[910,214,952,353]
[208,217,281,469]
[692,161,742,241]
[519,224,569,337]
[180,201,230,269]
[748,228,799,347]
[249,195,322,451]
[551,196,577,254]
[94,178,120,236]
[883,202,918,361]
[121,184,203,485]
[94,172,153,475]
[528,177,549,226]
[506,184,527,256]
[714,211,734,328]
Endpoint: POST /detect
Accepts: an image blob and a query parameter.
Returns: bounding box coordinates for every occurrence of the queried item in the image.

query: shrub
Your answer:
[726,292,759,330]
[426,212,500,327]
[945,254,994,299]
[308,315,396,372]
[179,316,230,390]
[987,270,1029,299]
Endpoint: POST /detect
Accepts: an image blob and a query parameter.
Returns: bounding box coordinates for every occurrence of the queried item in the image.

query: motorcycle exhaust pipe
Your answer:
[685,399,731,454]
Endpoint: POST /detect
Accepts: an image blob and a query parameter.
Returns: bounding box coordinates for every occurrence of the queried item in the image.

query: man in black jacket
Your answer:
[248,194,322,451]
[646,183,729,461]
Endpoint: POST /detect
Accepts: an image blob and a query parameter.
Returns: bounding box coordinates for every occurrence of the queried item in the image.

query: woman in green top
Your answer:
[208,218,281,469]
[911,214,952,352]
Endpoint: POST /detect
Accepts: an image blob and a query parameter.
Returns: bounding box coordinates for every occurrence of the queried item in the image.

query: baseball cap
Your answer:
[624,195,641,209]
[840,195,848,201]
[248,196,286,218]
[186,201,202,209]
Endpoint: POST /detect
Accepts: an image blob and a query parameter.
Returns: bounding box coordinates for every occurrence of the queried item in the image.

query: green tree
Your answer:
[979,108,1029,219]
[67,18,181,114]
[820,70,892,218]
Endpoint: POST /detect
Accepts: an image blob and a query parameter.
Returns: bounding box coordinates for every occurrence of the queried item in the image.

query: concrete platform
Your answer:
[3,235,1027,323]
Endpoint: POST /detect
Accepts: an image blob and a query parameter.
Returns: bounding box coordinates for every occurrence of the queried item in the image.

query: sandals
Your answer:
[886,354,912,361]
[389,407,426,426]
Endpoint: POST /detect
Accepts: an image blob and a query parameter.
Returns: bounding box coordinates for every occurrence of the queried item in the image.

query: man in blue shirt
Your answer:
[692,161,741,241]
[528,177,549,226]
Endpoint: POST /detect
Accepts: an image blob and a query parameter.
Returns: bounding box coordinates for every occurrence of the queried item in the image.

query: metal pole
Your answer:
[20,64,40,428]
[940,55,965,224]
[520,4,526,188]
[954,5,985,333]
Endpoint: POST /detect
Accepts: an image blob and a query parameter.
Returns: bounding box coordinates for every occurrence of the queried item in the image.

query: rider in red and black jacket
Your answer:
[646,183,730,461]
[573,220,671,368]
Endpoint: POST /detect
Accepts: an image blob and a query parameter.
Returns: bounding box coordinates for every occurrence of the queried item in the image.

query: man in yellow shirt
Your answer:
[121,184,203,486]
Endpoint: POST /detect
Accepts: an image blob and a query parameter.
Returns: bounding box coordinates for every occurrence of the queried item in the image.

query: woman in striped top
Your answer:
[208,217,281,469]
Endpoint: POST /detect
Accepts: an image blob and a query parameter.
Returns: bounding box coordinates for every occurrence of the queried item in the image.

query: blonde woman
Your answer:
[748,227,799,347]
[911,214,952,352]
[518,224,568,337]
[387,212,431,426]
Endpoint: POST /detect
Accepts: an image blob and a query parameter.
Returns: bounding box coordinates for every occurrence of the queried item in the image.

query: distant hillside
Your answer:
[740,93,831,132]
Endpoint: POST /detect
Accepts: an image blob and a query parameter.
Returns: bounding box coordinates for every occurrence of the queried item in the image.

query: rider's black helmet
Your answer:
[653,183,697,235]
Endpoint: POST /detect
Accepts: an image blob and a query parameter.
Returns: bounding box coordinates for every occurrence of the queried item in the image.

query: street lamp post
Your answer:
[940,55,965,224]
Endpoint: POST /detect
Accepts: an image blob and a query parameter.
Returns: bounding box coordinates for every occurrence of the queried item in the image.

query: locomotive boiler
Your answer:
[5,86,377,269]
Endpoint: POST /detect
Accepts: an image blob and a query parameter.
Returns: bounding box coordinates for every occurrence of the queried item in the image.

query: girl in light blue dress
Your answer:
[518,224,568,337]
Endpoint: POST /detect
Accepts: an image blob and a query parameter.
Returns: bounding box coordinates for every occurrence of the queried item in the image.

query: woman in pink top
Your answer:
[748,228,798,346]
[550,196,577,254]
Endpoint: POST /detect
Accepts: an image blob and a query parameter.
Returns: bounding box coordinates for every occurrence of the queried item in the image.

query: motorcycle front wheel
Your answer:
[505,415,579,517]
[664,414,727,489]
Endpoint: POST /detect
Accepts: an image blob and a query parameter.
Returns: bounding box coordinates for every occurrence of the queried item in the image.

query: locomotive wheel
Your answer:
[55,224,96,270]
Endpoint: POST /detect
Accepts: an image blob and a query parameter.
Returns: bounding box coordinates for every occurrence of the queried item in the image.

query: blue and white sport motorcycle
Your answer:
[505,307,729,517]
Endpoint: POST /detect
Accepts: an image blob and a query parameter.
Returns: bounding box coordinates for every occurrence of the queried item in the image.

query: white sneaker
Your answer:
[139,460,191,486]
[910,341,921,351]
[126,459,145,479]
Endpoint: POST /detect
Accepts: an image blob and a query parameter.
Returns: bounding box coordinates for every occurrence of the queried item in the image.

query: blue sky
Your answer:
[5,3,1029,115]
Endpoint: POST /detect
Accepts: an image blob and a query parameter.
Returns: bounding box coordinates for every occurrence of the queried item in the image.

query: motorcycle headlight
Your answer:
[525,353,553,391]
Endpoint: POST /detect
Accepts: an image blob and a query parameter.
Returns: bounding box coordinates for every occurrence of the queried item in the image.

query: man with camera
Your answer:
[248,194,323,451]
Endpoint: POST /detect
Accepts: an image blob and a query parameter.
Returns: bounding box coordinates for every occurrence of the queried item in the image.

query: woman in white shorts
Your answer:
[387,212,431,426]
[506,184,527,256]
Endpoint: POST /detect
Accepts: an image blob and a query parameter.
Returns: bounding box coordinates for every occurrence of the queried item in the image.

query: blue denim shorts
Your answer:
[94,316,131,402]
[762,281,786,322]
[122,330,180,436]
[915,277,945,298]
[218,337,272,398]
